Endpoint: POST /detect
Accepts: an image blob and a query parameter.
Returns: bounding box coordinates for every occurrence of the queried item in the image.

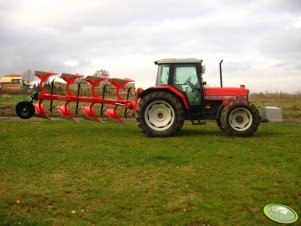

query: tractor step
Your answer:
[191,119,206,125]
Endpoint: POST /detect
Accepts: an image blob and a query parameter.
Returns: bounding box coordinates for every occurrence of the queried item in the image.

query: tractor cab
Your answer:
[155,58,206,111]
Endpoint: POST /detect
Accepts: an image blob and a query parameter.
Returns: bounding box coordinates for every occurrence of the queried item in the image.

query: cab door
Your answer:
[172,65,203,107]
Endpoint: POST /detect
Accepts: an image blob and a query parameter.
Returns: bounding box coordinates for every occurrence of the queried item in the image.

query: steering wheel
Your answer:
[185,77,201,92]
[184,77,191,85]
[184,77,197,90]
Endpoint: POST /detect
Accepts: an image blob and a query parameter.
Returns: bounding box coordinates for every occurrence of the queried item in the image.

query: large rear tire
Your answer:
[136,91,185,137]
[220,100,260,137]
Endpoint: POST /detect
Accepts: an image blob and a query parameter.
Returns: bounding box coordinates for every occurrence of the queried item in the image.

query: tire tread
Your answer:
[220,100,260,137]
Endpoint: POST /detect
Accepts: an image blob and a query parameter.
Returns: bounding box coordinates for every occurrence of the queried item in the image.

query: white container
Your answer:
[258,106,283,122]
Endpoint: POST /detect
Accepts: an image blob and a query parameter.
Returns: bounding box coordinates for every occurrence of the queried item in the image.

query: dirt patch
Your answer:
[284,118,301,123]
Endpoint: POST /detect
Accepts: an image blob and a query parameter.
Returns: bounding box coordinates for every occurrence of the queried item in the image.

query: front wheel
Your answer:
[136,91,185,137]
[220,100,260,137]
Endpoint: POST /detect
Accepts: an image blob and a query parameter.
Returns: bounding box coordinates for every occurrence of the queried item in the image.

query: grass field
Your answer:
[0,94,28,117]
[0,120,300,225]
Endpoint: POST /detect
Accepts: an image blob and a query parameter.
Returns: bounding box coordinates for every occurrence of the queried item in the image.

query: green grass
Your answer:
[0,120,300,225]
[0,94,28,117]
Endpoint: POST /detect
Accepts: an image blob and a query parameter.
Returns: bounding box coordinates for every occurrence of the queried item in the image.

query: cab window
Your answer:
[156,65,169,85]
[173,66,200,90]
[173,65,201,105]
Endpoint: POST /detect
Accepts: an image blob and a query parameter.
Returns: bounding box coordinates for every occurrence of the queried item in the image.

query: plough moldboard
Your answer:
[16,71,139,124]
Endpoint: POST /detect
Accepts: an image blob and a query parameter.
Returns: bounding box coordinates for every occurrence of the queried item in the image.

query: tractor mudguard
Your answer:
[138,86,189,109]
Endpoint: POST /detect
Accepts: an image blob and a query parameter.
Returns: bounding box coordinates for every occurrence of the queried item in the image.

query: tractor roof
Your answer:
[154,58,203,65]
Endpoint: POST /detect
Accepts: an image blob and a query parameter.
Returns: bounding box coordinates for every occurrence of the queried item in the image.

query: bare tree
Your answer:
[22,69,35,82]
[93,69,110,77]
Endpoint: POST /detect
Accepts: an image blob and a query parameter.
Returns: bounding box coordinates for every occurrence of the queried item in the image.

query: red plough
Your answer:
[16,71,137,124]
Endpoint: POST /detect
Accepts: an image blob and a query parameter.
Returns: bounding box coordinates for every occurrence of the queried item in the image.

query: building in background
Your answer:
[0,74,35,93]
[0,74,23,93]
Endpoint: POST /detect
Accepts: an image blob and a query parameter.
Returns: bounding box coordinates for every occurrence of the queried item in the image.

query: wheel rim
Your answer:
[144,101,175,131]
[229,108,253,131]
[19,105,31,117]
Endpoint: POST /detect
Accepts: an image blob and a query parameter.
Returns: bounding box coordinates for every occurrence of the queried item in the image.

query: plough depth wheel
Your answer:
[15,101,35,119]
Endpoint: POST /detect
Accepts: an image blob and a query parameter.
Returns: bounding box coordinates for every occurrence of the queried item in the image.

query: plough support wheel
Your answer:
[15,101,35,119]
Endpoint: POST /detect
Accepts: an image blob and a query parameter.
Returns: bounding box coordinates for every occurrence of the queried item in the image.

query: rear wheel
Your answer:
[15,101,35,119]
[136,91,185,137]
[220,100,260,136]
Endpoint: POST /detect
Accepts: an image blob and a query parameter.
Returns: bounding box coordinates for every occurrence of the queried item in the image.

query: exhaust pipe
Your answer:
[219,60,223,87]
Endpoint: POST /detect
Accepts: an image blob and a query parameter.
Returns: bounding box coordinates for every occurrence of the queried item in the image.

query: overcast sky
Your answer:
[0,0,300,92]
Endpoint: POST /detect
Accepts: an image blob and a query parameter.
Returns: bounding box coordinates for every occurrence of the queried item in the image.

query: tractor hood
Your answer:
[204,87,249,101]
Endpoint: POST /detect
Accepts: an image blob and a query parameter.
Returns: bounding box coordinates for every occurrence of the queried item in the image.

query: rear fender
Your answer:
[138,86,189,109]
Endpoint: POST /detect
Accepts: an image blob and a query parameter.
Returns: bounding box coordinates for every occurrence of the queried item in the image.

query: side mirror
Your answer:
[202,81,207,86]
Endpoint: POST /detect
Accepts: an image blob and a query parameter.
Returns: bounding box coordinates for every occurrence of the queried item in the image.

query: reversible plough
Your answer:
[16,71,138,124]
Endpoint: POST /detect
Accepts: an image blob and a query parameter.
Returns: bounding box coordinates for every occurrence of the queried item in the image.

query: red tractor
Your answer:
[135,58,260,137]
[15,58,261,137]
